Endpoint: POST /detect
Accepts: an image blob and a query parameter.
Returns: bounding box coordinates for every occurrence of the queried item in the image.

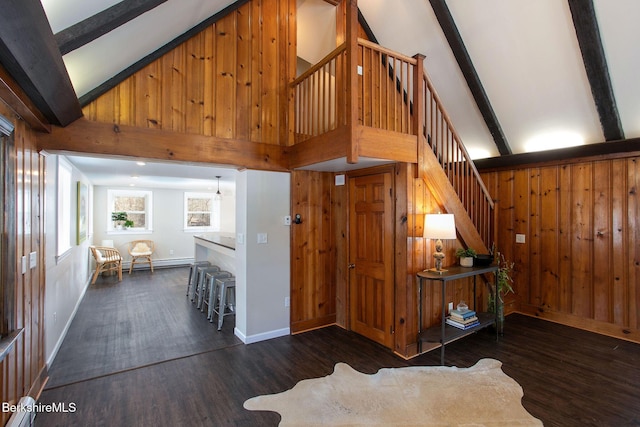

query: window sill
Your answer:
[106,230,153,235]
[0,329,24,363]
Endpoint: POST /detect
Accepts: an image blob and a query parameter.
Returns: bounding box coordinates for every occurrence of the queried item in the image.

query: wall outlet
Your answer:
[53,312,57,324]
[284,297,290,307]
[283,215,291,226]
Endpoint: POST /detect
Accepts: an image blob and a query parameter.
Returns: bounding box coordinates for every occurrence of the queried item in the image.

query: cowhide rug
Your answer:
[244,358,543,426]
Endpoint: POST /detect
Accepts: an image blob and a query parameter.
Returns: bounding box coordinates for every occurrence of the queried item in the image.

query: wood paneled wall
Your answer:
[480,154,640,343]
[82,0,296,146]
[290,170,345,332]
[0,102,46,424]
[290,163,482,358]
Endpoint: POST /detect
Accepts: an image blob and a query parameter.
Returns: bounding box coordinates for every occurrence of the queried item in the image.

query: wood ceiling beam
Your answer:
[474,139,640,171]
[36,118,288,172]
[567,0,624,141]
[428,0,511,156]
[56,0,167,55]
[0,0,82,126]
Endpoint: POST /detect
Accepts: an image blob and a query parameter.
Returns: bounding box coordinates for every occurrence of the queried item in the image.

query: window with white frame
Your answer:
[57,157,72,256]
[184,192,219,231]
[107,189,153,232]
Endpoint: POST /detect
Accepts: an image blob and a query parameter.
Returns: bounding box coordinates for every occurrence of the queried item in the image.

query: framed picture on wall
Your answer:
[77,181,88,244]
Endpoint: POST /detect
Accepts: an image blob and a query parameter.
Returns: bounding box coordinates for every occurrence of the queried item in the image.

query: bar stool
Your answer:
[202,270,232,318]
[186,261,211,296]
[192,265,220,305]
[212,277,236,330]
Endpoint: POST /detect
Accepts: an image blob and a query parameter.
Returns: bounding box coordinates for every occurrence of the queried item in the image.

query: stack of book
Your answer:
[446,308,480,330]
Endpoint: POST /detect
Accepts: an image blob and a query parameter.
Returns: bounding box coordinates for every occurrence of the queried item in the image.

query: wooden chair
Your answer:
[128,240,155,274]
[89,246,123,284]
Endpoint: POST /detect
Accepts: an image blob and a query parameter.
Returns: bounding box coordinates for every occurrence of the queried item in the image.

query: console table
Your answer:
[417,265,499,365]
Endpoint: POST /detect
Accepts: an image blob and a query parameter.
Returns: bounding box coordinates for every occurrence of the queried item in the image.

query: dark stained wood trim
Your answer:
[36,118,288,172]
[0,64,51,133]
[428,0,511,156]
[474,138,640,171]
[0,0,82,126]
[567,0,624,141]
[56,0,168,55]
[79,0,250,107]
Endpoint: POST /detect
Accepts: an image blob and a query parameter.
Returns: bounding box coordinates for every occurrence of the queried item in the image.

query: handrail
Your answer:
[291,43,346,87]
[419,69,494,247]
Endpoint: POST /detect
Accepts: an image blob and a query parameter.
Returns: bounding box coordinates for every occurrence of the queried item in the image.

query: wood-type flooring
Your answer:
[37,267,640,426]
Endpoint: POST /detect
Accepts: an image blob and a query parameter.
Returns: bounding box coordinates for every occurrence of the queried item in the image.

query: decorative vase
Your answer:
[460,257,473,267]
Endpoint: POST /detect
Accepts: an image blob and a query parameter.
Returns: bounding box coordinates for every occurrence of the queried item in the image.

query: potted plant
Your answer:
[488,252,514,334]
[112,212,130,230]
[455,248,477,267]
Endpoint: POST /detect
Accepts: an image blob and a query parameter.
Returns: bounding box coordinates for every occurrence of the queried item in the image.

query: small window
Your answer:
[107,189,153,232]
[184,192,219,231]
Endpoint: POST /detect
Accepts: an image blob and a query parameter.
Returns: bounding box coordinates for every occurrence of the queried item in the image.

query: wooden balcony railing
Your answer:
[291,39,494,248]
[291,43,347,143]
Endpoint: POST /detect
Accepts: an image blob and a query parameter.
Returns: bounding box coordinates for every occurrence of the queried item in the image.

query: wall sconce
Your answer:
[424,213,456,273]
[215,176,222,200]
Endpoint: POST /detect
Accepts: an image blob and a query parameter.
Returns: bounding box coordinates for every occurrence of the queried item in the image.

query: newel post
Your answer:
[413,54,426,171]
[346,0,359,164]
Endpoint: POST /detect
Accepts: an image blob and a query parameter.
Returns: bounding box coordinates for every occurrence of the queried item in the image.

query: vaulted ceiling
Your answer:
[3,0,640,166]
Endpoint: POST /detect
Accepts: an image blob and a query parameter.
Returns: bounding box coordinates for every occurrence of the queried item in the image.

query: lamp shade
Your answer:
[424,214,456,239]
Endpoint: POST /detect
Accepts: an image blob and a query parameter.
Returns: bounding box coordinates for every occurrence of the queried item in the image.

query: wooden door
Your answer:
[348,171,394,348]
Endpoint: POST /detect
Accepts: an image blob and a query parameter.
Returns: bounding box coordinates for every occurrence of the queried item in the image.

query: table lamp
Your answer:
[424,213,456,273]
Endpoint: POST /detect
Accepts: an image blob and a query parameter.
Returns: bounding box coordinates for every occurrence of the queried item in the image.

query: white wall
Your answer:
[92,185,236,268]
[235,170,291,343]
[43,154,93,366]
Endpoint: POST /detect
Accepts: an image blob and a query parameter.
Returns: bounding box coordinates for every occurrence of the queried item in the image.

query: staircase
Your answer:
[290,37,494,253]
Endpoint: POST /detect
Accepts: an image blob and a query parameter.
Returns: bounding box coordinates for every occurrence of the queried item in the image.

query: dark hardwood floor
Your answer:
[37,267,640,426]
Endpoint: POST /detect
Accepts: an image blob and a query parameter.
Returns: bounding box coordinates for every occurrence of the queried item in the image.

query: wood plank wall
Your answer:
[290,170,345,333]
[82,0,296,147]
[290,164,482,358]
[0,102,46,425]
[480,154,640,343]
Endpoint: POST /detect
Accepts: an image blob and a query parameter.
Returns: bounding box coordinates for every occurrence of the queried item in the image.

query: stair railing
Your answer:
[291,39,494,248]
[418,69,494,248]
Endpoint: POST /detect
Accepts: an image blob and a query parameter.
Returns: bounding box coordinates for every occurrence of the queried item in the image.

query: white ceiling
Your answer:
[64,154,237,190]
[39,0,640,186]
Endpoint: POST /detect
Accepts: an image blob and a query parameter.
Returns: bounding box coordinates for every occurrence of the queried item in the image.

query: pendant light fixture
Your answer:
[215,176,222,200]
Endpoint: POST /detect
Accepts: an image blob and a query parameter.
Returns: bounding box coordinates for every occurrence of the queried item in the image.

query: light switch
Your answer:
[516,234,526,244]
[21,256,27,274]
[257,233,268,244]
[237,233,244,245]
[284,215,291,226]
[29,251,37,269]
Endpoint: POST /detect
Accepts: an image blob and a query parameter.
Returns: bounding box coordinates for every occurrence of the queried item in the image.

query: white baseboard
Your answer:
[126,257,194,270]
[235,327,290,344]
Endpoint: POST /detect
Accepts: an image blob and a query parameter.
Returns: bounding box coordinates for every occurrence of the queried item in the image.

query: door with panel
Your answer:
[348,170,394,348]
